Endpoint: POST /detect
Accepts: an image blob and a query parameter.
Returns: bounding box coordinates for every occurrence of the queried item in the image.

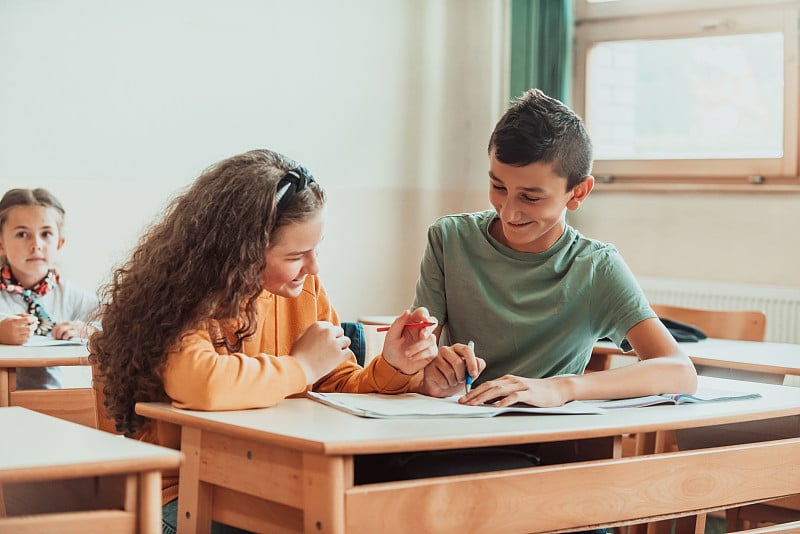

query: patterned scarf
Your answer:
[0,265,58,335]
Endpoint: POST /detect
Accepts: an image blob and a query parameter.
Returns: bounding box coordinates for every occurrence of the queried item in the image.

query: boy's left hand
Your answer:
[380,308,438,375]
[459,374,571,408]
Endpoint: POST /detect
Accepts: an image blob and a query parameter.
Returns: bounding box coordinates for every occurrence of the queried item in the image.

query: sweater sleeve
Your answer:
[162,328,307,411]
[313,353,422,394]
[311,277,422,393]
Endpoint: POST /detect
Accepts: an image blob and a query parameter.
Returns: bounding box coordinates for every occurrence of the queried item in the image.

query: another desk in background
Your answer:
[357,315,397,365]
[0,342,95,427]
[592,338,800,385]
[138,376,800,533]
[0,406,182,533]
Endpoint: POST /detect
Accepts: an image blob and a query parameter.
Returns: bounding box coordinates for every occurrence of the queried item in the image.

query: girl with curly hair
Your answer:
[90,148,437,533]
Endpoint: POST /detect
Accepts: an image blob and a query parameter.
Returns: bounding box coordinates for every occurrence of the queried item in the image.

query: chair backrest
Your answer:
[91,361,123,435]
[342,321,366,366]
[651,304,767,342]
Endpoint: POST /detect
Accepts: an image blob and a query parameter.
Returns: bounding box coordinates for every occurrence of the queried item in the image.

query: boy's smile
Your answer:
[487,152,593,253]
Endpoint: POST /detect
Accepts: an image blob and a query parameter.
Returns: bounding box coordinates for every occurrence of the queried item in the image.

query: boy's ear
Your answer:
[566,175,595,211]
[57,236,65,251]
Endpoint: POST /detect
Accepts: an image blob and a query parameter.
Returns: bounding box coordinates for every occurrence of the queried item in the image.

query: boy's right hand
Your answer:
[417,343,486,398]
[290,321,353,384]
[0,313,36,345]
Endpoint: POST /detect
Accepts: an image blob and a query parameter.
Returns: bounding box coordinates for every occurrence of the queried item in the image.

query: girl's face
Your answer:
[261,207,326,298]
[0,205,64,288]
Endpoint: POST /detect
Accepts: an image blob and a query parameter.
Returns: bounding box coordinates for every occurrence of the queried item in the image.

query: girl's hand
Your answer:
[381,308,439,375]
[417,343,486,398]
[459,374,571,408]
[51,321,94,340]
[291,321,354,384]
[0,314,36,345]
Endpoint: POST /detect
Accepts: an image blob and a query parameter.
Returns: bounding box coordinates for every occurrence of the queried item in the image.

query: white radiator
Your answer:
[637,277,800,345]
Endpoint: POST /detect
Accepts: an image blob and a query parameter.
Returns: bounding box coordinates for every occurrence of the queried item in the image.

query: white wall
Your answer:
[0,0,507,321]
[8,0,789,329]
[569,192,800,287]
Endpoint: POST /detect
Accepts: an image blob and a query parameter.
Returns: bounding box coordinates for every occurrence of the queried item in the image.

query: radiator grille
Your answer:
[637,277,800,344]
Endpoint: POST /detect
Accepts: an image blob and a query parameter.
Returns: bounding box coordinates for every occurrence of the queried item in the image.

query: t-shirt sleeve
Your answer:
[591,248,655,349]
[412,222,448,324]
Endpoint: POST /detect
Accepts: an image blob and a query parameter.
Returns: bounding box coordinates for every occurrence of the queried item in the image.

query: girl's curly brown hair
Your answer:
[89,149,325,436]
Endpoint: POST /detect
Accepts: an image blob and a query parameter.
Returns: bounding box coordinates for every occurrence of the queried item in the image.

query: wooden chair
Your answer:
[91,361,122,435]
[651,304,766,342]
[634,304,767,532]
[643,305,799,533]
[588,304,767,376]
[643,305,767,456]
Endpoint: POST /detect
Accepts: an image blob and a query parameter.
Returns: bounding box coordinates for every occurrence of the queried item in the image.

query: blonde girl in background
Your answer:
[0,188,100,389]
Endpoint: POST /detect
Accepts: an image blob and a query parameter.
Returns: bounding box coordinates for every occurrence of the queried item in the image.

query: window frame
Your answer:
[573,0,800,188]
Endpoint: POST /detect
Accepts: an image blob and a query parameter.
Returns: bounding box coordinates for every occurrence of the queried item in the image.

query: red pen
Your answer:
[376,321,435,332]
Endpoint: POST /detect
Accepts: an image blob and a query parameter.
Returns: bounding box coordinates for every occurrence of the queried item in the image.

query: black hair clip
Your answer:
[275,166,315,212]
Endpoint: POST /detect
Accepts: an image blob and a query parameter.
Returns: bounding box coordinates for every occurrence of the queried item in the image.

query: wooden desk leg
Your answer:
[302,452,347,534]
[0,369,10,407]
[612,435,623,459]
[140,470,162,534]
[0,482,6,517]
[644,431,684,534]
[629,432,661,534]
[178,427,212,534]
[635,431,656,456]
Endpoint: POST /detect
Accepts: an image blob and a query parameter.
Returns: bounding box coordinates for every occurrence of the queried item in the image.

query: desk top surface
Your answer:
[0,342,90,367]
[136,376,800,456]
[0,407,181,481]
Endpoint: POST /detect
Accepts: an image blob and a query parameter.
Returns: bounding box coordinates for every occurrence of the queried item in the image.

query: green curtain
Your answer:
[509,0,573,104]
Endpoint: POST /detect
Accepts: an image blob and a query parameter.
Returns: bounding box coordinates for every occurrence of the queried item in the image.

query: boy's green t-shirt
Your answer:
[412,210,654,382]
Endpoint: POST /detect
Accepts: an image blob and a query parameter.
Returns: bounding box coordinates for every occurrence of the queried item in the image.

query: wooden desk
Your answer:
[593,338,800,384]
[0,343,96,427]
[137,377,800,533]
[0,406,182,533]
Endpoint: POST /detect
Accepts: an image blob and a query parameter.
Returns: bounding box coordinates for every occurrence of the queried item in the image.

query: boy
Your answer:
[413,88,697,408]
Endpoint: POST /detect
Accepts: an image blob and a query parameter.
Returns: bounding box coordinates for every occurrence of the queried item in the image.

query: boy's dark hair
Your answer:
[488,88,593,190]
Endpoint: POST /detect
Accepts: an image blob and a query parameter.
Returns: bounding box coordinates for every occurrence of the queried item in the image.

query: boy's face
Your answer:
[487,152,592,253]
[261,207,326,299]
[0,205,64,288]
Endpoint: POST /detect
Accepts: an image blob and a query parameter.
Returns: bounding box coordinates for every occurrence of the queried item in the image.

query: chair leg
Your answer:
[0,482,6,517]
[727,507,741,531]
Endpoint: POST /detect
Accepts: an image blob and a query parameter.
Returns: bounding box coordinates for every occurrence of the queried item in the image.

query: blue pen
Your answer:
[465,340,475,394]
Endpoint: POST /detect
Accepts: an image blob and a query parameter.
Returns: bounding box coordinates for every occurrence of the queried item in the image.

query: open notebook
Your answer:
[307,392,607,418]
[23,336,88,347]
[590,385,762,409]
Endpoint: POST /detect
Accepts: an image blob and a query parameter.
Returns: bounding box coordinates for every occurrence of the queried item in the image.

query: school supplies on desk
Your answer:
[376,321,435,332]
[307,391,606,418]
[591,385,762,409]
[465,340,475,394]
